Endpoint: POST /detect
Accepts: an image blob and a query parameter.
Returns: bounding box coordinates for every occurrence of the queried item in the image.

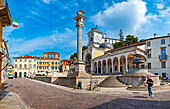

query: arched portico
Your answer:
[107,58,112,73]
[94,62,97,74]
[98,61,101,73]
[85,53,91,73]
[127,54,134,69]
[113,57,118,72]
[120,55,126,72]
[102,60,106,73]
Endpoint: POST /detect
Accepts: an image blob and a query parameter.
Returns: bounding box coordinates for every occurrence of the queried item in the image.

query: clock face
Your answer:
[96,35,100,42]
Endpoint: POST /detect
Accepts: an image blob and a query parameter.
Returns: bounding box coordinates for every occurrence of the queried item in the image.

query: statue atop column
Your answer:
[68,10,90,77]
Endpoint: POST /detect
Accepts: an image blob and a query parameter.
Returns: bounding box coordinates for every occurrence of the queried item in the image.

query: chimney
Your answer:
[103,33,106,38]
[154,33,156,38]
[168,33,170,36]
[37,53,38,57]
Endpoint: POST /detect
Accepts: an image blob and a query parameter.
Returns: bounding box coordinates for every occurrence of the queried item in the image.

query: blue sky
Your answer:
[3,0,170,63]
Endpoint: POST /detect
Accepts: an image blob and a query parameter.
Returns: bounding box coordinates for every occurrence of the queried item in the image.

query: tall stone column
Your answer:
[101,61,103,74]
[68,10,90,77]
[112,59,114,73]
[106,60,108,73]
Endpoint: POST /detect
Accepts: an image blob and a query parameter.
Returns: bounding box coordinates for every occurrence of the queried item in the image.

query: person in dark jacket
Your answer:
[147,76,154,98]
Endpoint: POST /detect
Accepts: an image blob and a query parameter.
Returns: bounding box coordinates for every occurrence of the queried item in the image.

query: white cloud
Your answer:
[31,11,39,15]
[90,0,147,34]
[104,2,109,9]
[42,0,54,4]
[158,7,170,18]
[65,28,72,32]
[3,23,24,38]
[8,28,76,55]
[155,3,164,9]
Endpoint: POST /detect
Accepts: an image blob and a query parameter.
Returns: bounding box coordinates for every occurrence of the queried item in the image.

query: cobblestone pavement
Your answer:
[0,90,30,109]
[2,78,170,109]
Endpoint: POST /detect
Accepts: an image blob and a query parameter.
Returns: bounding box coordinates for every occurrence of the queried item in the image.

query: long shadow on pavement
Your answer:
[89,98,170,109]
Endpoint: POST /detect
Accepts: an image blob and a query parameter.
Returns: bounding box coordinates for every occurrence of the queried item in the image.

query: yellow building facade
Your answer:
[37,52,60,74]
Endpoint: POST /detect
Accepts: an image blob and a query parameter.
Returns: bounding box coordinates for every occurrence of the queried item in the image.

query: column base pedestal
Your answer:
[68,61,90,77]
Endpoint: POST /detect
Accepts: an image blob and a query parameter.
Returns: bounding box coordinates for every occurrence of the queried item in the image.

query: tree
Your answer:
[70,53,77,59]
[125,35,138,45]
[113,41,126,48]
[82,46,88,51]
[119,29,124,41]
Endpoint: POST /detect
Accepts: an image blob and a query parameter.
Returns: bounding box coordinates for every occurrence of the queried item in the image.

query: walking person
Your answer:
[147,76,154,98]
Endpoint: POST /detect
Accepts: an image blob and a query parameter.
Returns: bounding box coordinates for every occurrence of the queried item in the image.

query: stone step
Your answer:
[99,76,126,88]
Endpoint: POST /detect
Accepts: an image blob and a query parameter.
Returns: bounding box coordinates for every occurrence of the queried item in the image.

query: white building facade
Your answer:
[146,34,170,78]
[14,56,37,78]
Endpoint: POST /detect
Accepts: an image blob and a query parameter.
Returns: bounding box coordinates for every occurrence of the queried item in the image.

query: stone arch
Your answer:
[94,62,97,74]
[113,57,118,72]
[98,61,101,73]
[19,72,22,78]
[85,53,91,73]
[102,60,106,73]
[107,58,112,73]
[139,55,147,68]
[120,55,126,72]
[127,54,135,69]
[15,72,17,78]
[24,72,27,78]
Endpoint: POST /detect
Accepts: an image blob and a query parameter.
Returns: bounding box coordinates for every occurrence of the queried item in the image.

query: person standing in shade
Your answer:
[147,76,154,98]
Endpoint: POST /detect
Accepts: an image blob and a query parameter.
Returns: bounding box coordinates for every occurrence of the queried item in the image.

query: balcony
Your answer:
[0,0,11,27]
[159,55,167,61]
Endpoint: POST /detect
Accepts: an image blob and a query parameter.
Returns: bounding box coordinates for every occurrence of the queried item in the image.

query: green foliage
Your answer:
[125,35,138,45]
[70,53,77,59]
[82,46,88,51]
[113,35,139,48]
[140,39,145,42]
[113,41,126,48]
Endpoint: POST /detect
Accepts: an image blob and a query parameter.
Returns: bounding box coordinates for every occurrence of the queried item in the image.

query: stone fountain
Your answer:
[117,54,160,87]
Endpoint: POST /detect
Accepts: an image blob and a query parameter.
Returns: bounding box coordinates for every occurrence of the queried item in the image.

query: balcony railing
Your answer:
[159,55,167,60]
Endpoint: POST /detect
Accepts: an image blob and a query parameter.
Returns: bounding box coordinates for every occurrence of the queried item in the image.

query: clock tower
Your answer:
[87,28,103,47]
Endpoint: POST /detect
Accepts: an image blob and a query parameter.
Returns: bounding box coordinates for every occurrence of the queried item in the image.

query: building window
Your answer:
[147,50,151,58]
[29,64,32,68]
[34,64,36,68]
[15,59,17,62]
[161,48,166,56]
[161,39,165,45]
[161,62,166,68]
[29,59,31,62]
[25,59,27,62]
[45,66,48,69]
[34,59,36,62]
[20,64,22,68]
[20,59,22,62]
[148,63,151,69]
[37,66,40,69]
[24,64,27,68]
[41,66,44,69]
[47,54,50,57]
[147,41,151,47]
[15,64,17,68]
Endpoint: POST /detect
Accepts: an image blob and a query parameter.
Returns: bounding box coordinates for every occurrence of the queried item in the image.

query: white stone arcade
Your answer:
[85,46,147,74]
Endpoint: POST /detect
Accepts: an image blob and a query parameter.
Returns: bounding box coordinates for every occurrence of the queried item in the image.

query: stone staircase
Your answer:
[99,76,127,88]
